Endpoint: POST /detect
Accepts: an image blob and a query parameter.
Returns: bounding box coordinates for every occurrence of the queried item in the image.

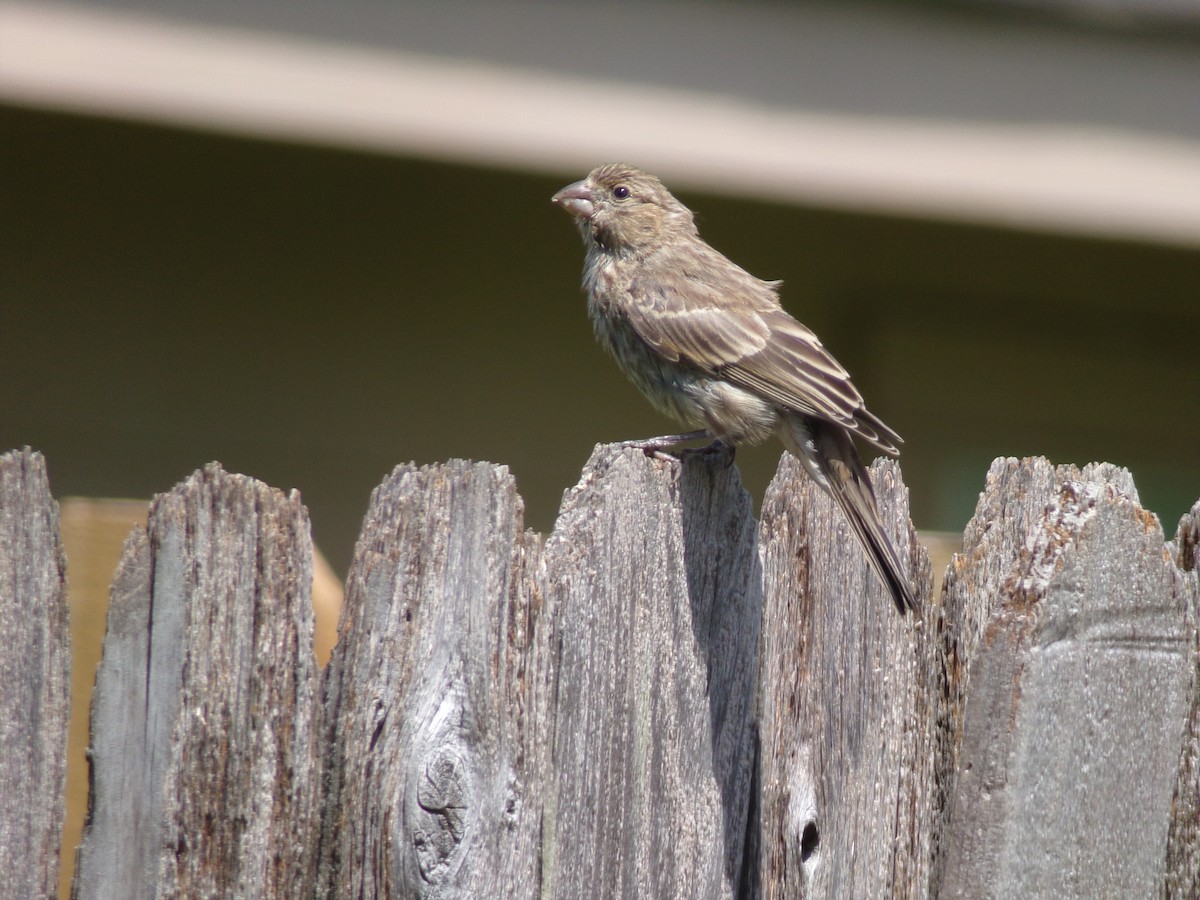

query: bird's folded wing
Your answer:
[625,272,902,454]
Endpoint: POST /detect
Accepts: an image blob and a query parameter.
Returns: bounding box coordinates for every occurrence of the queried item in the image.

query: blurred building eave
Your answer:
[3,0,1199,246]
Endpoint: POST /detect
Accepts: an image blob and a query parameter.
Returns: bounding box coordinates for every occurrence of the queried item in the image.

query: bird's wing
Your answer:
[724,307,902,453]
[625,258,902,454]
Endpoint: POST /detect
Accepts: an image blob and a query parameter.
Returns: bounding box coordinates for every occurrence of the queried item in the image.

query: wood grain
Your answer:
[0,448,70,900]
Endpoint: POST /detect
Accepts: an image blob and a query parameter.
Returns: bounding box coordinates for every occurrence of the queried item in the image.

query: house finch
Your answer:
[552,164,917,614]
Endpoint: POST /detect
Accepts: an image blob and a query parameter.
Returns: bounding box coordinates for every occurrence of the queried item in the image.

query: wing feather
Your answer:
[622,248,902,454]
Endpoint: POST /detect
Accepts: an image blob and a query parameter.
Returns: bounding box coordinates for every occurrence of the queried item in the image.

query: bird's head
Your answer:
[552,164,696,255]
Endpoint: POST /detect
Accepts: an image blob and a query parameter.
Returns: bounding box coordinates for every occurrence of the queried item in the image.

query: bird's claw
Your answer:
[618,439,683,463]
[617,430,710,462]
[617,434,735,468]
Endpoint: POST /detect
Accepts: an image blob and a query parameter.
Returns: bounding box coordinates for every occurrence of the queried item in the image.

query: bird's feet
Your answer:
[618,432,735,467]
[618,430,710,462]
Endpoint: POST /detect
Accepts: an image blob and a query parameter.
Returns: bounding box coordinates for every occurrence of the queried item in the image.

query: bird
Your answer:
[552,163,918,615]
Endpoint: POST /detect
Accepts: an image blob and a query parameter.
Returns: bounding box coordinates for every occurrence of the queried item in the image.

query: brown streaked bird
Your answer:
[552,163,917,614]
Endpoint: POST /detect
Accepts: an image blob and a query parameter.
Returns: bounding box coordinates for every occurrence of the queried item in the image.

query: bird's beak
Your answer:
[552,180,595,220]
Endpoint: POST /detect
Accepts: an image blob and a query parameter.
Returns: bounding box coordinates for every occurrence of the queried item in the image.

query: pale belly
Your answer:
[592,306,779,446]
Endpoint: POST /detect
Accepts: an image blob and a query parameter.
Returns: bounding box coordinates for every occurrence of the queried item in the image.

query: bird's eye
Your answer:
[613,185,631,200]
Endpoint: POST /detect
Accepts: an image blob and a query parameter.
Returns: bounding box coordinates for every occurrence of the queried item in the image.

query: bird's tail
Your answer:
[779,414,919,615]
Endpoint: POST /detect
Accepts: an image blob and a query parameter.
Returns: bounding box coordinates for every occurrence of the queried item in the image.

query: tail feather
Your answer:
[780,415,919,615]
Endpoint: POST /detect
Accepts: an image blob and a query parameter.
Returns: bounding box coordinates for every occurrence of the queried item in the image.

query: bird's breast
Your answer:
[587,295,778,445]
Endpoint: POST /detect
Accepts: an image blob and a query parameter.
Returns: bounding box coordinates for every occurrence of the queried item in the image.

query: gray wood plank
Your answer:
[0,448,70,899]
[1166,497,1200,900]
[73,463,322,899]
[541,447,761,900]
[935,459,1197,898]
[316,458,546,898]
[756,453,935,899]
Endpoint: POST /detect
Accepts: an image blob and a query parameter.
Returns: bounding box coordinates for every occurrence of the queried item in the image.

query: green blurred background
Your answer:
[3,0,1200,577]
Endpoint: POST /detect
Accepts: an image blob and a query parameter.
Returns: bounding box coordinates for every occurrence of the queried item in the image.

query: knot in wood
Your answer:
[410,745,470,883]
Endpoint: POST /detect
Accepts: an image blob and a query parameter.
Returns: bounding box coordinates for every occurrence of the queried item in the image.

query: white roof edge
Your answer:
[4,1,1200,247]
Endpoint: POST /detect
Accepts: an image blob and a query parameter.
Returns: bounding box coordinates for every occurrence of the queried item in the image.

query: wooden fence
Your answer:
[1,444,1197,898]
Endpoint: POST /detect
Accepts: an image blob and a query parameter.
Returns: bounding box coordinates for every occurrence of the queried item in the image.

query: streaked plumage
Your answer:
[553,164,917,614]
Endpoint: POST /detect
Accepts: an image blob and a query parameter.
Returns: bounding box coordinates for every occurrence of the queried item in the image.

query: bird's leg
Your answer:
[619,429,710,461]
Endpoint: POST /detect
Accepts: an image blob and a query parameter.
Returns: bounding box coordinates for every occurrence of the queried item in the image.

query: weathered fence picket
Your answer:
[317,459,543,897]
[935,461,1197,897]
[756,455,937,898]
[0,450,70,899]
[72,465,323,899]
[0,444,1196,898]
